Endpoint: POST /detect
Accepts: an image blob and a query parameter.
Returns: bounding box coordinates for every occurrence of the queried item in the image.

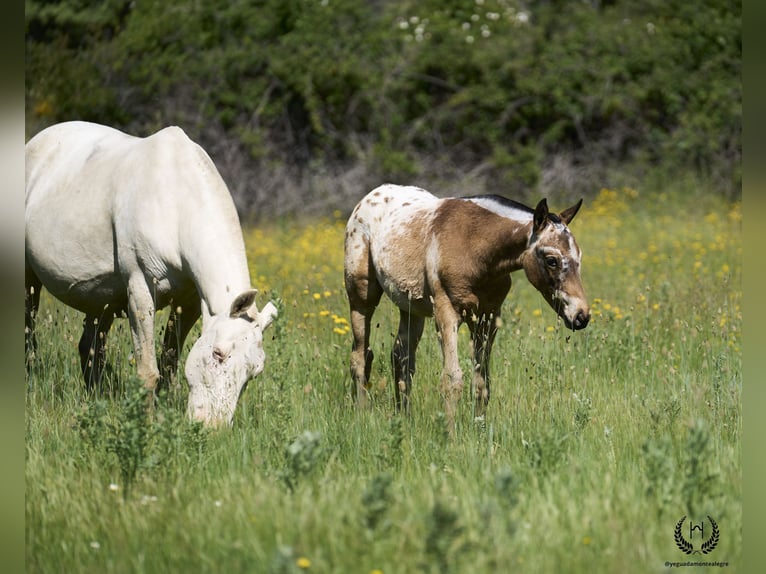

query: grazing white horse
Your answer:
[344,184,590,431]
[25,121,278,427]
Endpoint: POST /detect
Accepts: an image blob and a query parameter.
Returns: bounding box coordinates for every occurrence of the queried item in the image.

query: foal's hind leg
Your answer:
[347,284,383,407]
[392,309,425,413]
[79,311,115,390]
[345,243,383,407]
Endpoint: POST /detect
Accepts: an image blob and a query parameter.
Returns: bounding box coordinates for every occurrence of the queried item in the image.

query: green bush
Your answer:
[26,0,741,212]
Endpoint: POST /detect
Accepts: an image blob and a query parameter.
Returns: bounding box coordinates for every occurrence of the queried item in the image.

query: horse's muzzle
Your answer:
[571,310,590,330]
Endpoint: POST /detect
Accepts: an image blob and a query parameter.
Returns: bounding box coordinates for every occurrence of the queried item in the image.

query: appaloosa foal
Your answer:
[344,184,589,431]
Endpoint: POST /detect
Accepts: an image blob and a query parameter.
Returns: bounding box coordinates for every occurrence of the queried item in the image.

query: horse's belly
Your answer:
[26,211,126,314]
[27,211,192,315]
[43,273,128,315]
[372,237,434,317]
[382,281,433,317]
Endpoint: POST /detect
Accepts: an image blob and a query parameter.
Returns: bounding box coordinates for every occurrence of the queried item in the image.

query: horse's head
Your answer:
[523,199,590,330]
[184,290,278,427]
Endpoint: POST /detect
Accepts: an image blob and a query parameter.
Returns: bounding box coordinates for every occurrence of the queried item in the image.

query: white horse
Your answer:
[344,184,589,431]
[25,121,277,427]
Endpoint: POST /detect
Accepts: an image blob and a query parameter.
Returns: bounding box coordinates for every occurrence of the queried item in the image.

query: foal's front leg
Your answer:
[468,312,500,419]
[433,296,463,435]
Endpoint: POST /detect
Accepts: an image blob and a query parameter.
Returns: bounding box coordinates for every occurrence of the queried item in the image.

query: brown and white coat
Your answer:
[344,184,589,431]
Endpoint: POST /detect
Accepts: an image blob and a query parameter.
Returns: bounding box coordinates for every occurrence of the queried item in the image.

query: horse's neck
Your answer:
[184,208,252,321]
[458,196,534,276]
[484,218,534,276]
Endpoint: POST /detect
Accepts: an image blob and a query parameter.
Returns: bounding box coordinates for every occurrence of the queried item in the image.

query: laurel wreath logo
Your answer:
[674,515,720,555]
[674,516,693,554]
[701,515,720,555]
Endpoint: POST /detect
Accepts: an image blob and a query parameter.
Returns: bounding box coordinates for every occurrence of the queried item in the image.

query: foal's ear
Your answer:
[559,198,583,225]
[533,199,549,232]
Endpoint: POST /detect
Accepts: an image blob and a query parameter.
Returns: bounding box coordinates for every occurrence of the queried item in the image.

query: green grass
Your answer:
[26,186,742,573]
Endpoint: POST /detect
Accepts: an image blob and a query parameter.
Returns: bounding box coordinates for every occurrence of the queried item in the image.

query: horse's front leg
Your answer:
[160,296,201,395]
[392,309,425,413]
[433,296,463,436]
[468,311,500,419]
[126,274,160,401]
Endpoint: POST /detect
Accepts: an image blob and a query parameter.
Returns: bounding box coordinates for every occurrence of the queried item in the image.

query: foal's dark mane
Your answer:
[462,194,563,223]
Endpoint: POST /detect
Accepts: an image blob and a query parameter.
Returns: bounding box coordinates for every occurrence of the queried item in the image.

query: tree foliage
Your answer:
[25,0,741,216]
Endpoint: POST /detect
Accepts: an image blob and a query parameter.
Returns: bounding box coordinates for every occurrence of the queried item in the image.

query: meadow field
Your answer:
[25,185,742,573]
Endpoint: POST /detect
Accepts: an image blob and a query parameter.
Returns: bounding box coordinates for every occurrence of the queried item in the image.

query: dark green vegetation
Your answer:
[26,0,740,216]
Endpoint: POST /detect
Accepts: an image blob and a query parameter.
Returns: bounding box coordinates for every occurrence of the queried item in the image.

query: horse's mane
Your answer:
[461,194,562,223]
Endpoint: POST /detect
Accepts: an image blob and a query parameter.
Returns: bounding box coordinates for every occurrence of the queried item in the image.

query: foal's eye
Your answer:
[545,256,558,268]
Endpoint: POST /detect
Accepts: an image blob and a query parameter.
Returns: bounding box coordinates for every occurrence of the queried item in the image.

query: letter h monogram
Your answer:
[690,521,704,539]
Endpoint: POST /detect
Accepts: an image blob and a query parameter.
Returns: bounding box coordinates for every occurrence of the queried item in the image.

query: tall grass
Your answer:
[26,186,741,573]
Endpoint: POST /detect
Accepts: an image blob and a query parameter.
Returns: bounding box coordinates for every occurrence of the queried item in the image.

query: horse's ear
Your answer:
[533,199,549,232]
[229,289,258,319]
[559,198,583,225]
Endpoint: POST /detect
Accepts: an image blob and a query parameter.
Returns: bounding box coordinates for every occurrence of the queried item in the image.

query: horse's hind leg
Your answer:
[349,304,375,406]
[392,309,425,413]
[25,265,42,370]
[79,311,114,391]
[347,285,383,407]
[345,238,383,407]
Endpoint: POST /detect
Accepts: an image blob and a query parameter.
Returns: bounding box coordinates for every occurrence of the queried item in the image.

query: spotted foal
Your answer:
[344,184,589,431]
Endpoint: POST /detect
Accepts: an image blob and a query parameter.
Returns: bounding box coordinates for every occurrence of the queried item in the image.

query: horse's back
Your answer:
[347,184,438,236]
[24,122,200,313]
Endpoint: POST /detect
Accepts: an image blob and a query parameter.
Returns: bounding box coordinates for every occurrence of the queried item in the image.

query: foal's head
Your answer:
[523,199,590,330]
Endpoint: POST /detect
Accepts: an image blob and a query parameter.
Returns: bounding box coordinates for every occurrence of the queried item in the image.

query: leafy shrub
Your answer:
[26,0,740,211]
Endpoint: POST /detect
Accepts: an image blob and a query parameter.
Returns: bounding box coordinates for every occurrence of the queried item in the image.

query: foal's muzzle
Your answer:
[560,306,590,331]
[571,310,590,330]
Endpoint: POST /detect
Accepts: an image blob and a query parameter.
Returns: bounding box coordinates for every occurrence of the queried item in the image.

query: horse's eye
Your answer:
[545,256,558,268]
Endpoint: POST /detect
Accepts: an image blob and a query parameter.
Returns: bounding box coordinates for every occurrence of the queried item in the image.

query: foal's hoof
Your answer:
[355,385,372,409]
